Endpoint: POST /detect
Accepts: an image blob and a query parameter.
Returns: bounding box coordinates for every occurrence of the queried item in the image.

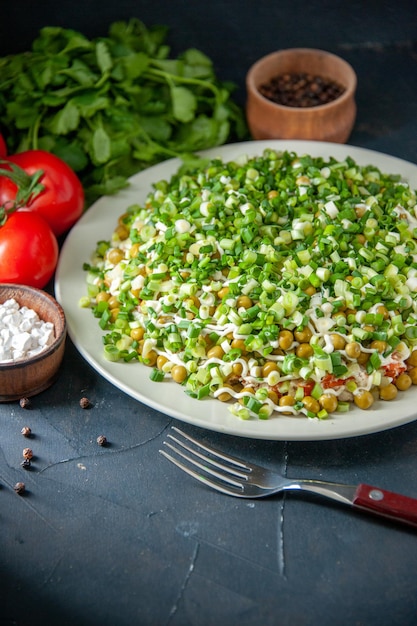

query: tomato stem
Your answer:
[0,160,45,217]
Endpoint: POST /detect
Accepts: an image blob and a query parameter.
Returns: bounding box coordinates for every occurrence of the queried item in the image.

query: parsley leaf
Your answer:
[0,18,248,207]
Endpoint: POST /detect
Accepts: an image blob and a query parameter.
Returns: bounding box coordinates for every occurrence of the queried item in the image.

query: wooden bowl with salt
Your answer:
[0,284,67,401]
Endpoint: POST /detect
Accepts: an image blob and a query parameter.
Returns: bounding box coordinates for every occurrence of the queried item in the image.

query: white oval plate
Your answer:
[55,140,417,440]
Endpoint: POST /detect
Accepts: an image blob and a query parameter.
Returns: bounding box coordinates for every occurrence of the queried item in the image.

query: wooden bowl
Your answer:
[246,48,357,143]
[0,284,67,401]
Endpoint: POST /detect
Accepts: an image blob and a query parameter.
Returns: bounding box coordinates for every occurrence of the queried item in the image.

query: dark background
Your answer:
[2,2,417,625]
[2,0,417,161]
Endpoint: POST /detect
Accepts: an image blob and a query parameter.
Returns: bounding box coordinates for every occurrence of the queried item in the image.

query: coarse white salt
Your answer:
[0,298,55,363]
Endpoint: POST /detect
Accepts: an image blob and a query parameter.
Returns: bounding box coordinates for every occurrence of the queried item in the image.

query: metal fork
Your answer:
[160,426,417,528]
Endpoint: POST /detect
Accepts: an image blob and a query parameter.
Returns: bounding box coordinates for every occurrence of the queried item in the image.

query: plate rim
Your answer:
[55,139,417,440]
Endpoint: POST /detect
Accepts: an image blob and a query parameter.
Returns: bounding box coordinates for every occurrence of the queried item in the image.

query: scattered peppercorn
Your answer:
[259,72,345,107]
[79,397,91,409]
[21,459,32,470]
[21,426,32,438]
[96,435,108,447]
[19,397,31,409]
[23,447,33,460]
[14,482,26,494]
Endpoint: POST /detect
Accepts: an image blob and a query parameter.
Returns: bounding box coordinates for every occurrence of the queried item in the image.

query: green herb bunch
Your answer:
[0,19,248,206]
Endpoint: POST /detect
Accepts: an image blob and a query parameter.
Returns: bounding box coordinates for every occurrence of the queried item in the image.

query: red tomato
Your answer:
[321,374,352,389]
[0,134,7,158]
[0,211,58,288]
[0,150,84,236]
[298,379,315,396]
[382,362,407,380]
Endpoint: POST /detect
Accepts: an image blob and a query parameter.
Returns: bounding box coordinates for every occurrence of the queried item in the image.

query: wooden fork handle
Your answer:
[353,483,417,528]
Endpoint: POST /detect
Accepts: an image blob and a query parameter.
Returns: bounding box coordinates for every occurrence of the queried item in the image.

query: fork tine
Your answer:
[159,448,244,496]
[170,426,251,472]
[162,441,244,488]
[167,433,249,480]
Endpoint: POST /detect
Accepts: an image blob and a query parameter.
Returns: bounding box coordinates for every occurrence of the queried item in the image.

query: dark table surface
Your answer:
[2,2,417,625]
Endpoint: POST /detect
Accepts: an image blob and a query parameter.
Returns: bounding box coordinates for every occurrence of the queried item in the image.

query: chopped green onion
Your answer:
[83,147,417,423]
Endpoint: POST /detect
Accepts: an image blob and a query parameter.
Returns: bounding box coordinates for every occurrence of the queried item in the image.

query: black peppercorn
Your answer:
[259,72,345,108]
[21,458,31,470]
[14,482,25,494]
[96,435,107,447]
[79,397,91,409]
[23,447,33,460]
[21,426,32,438]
